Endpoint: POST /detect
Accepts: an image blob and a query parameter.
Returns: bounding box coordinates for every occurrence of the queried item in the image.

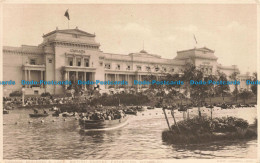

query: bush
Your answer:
[171,116,249,134]
[41,92,51,97]
[9,91,22,97]
[162,116,255,144]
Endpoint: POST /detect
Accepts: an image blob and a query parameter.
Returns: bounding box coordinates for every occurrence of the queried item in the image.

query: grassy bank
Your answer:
[162,116,257,144]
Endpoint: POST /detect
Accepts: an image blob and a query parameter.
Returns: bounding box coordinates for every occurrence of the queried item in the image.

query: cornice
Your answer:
[51,40,100,49]
[104,58,184,66]
[3,49,43,55]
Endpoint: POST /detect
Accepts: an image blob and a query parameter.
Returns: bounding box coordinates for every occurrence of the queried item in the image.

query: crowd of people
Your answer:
[3,96,89,107]
[80,109,126,121]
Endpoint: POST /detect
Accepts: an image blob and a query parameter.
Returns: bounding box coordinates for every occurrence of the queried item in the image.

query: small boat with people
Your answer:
[206,105,214,109]
[3,109,9,114]
[79,110,128,131]
[124,108,137,115]
[49,106,59,111]
[29,113,49,118]
[62,112,74,117]
[4,106,14,110]
[136,106,146,112]
[147,106,155,110]
[29,109,49,118]
[52,111,61,117]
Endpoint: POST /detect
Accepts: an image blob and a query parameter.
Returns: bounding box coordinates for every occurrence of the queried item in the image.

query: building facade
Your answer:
[2,27,251,96]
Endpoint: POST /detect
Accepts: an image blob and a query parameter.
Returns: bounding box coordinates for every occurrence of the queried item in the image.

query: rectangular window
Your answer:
[30,59,36,65]
[68,57,73,66]
[84,59,89,67]
[105,63,111,69]
[77,58,81,67]
[146,66,151,71]
[137,65,142,71]
[163,68,167,72]
[34,90,39,95]
[116,64,120,70]
[155,67,160,72]
[48,59,52,63]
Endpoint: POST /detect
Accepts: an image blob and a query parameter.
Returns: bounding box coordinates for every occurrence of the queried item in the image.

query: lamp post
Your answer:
[21,88,25,106]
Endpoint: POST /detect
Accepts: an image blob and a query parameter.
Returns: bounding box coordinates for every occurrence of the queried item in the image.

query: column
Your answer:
[81,72,84,89]
[65,71,68,89]
[84,72,86,90]
[40,71,43,88]
[28,70,31,81]
[114,74,116,89]
[117,74,119,89]
[92,72,96,89]
[81,57,84,67]
[73,56,76,66]
[76,71,78,80]
[24,70,27,88]
[138,75,140,89]
[28,70,31,88]
[105,73,107,89]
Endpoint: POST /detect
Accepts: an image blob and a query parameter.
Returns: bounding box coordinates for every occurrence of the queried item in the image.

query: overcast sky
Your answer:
[3,4,257,73]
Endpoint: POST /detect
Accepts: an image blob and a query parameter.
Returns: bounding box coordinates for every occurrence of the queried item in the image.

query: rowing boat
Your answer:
[29,113,49,118]
[79,116,128,131]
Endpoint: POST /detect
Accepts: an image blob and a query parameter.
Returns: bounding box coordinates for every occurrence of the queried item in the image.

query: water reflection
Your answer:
[3,107,257,159]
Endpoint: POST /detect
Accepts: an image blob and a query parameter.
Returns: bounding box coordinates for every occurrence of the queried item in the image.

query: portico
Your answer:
[63,66,96,90]
[22,64,45,88]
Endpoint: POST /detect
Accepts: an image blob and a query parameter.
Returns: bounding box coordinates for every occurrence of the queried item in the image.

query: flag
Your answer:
[193,34,197,44]
[64,9,70,20]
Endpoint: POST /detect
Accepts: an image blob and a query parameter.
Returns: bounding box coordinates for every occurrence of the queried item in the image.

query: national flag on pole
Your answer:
[193,34,197,44]
[64,9,70,20]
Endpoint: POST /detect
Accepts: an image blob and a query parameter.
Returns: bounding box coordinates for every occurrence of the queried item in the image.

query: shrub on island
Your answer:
[162,116,257,144]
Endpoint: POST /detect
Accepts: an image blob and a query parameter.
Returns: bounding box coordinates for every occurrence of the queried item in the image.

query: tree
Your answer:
[251,72,257,95]
[238,89,254,104]
[204,74,217,120]
[181,63,207,117]
[229,71,240,103]
[204,74,217,104]
[215,71,230,102]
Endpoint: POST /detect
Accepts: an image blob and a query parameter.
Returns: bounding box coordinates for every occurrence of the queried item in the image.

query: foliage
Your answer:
[238,89,254,104]
[215,71,230,101]
[9,91,22,97]
[170,116,249,135]
[41,92,51,97]
[251,72,257,95]
[162,116,256,144]
[181,63,208,105]
[229,71,240,102]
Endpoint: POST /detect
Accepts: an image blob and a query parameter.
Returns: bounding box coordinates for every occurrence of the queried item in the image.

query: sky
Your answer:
[3,4,257,73]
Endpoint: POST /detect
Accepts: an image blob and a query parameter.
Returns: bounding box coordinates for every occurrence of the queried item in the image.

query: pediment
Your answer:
[196,47,214,53]
[43,28,95,38]
[129,52,161,59]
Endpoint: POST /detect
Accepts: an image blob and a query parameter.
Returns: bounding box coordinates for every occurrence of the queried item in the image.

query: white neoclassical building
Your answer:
[2,27,251,96]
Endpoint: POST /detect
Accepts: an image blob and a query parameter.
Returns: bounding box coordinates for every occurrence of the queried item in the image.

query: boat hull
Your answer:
[79,116,128,131]
[3,110,9,114]
[29,114,49,118]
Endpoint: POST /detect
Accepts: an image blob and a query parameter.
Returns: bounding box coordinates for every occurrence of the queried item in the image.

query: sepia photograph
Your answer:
[1,2,258,160]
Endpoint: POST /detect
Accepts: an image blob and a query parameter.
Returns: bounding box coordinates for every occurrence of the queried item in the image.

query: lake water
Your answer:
[3,107,257,159]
